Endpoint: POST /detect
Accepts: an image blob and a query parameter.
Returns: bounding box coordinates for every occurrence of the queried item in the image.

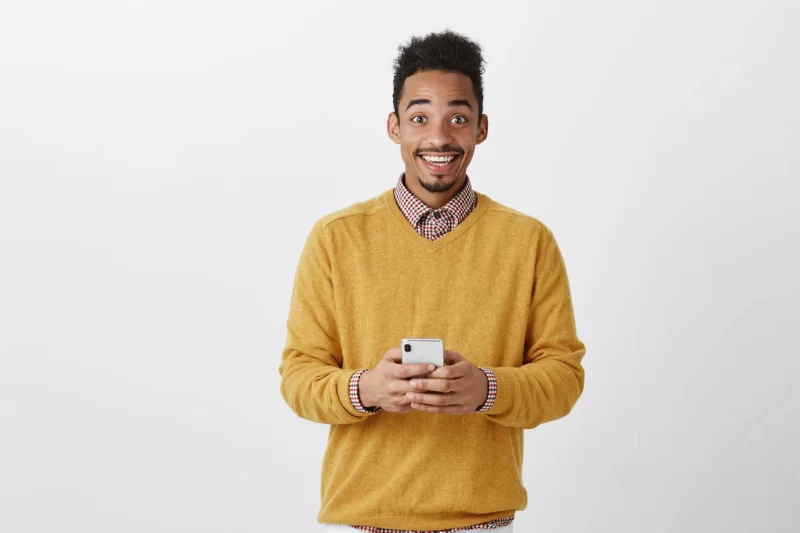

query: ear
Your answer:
[475,114,488,145]
[387,112,401,144]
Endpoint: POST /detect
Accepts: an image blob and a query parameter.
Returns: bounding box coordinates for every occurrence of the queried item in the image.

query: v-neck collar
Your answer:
[380,187,492,254]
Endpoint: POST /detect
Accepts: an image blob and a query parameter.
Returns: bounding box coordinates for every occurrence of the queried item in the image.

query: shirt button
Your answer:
[433,211,441,219]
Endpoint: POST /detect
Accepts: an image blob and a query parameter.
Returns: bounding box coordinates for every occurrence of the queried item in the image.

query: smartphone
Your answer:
[401,338,444,368]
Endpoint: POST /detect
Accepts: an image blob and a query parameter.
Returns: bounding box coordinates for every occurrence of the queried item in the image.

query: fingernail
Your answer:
[410,381,417,388]
[428,365,435,371]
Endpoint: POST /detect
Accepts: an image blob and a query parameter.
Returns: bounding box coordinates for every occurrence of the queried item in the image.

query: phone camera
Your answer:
[404,344,411,352]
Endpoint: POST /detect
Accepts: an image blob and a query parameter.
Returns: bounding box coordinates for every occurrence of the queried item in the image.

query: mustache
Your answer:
[415,145,464,156]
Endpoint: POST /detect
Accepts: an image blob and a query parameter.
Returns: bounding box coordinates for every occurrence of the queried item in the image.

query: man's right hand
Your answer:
[358,347,436,413]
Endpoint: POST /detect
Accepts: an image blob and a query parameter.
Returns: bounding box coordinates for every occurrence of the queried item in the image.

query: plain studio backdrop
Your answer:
[1,1,798,532]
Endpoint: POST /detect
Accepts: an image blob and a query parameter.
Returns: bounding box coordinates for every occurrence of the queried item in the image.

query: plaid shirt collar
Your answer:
[393,173,477,232]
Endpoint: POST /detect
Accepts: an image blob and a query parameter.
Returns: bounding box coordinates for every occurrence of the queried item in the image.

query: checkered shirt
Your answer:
[393,173,477,240]
[343,174,507,532]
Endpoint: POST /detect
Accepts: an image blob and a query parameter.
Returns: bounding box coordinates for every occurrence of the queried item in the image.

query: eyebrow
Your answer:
[406,98,473,111]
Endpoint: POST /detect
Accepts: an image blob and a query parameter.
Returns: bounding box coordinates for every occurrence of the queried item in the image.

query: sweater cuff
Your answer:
[482,367,520,416]
[347,369,381,414]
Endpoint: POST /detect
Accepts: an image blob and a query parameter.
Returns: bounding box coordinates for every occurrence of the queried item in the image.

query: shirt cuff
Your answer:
[475,367,497,413]
[349,369,381,414]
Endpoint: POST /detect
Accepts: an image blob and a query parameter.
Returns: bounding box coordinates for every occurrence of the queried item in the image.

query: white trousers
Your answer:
[321,523,514,532]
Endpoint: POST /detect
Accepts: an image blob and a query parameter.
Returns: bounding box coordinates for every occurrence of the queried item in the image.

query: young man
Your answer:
[279,30,587,533]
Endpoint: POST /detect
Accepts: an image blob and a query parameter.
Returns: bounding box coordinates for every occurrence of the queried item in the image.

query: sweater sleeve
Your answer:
[278,219,374,425]
[482,225,587,429]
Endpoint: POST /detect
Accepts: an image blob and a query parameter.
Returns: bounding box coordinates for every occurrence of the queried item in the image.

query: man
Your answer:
[279,29,587,533]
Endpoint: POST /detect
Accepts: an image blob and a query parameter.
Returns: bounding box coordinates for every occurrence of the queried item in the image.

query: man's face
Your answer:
[388,70,488,195]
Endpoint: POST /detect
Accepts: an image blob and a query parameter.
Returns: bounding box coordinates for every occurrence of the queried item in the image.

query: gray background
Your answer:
[1,1,798,532]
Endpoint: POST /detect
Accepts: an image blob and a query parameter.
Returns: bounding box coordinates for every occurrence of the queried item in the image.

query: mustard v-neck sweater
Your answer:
[279,187,587,531]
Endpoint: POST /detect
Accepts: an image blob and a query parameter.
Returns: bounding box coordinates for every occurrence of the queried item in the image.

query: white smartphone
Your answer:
[401,338,444,368]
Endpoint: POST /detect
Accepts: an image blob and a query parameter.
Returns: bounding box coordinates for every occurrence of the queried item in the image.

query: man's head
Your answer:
[387,30,488,205]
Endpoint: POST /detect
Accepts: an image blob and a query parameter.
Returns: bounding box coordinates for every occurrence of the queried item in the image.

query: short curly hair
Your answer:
[392,29,486,118]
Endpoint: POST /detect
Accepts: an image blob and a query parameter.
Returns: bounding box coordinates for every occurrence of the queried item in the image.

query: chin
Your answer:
[419,174,459,193]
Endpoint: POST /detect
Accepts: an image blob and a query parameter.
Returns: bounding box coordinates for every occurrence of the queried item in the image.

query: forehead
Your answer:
[399,70,476,109]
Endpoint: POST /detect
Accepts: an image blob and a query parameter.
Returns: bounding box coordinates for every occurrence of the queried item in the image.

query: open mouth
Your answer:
[417,153,460,174]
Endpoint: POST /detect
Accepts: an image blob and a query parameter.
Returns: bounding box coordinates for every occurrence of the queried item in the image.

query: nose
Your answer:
[425,118,453,149]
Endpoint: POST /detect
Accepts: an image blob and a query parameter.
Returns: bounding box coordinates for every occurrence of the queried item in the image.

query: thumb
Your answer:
[383,347,402,363]
[443,349,464,365]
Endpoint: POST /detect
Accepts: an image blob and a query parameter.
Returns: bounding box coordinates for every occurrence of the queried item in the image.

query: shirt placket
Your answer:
[437,210,452,239]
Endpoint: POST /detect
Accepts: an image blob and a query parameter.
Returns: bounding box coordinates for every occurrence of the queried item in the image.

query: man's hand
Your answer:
[405,349,489,414]
[358,347,436,413]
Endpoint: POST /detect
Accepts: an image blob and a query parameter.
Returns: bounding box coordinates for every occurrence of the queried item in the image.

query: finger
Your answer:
[396,363,437,379]
[425,361,466,379]
[392,394,413,407]
[408,377,461,393]
[410,402,469,415]
[405,391,461,406]
[443,349,464,365]
[391,382,431,400]
[383,347,402,362]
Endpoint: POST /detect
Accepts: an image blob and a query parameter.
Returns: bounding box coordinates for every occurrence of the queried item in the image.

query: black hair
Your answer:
[392,29,486,118]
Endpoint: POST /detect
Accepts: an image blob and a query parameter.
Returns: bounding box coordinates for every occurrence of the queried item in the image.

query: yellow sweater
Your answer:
[279,187,587,531]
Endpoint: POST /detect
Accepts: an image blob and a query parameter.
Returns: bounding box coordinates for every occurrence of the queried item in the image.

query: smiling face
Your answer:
[388,70,488,207]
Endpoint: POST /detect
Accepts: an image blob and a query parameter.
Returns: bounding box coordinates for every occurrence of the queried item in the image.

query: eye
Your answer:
[411,116,427,124]
[451,116,467,124]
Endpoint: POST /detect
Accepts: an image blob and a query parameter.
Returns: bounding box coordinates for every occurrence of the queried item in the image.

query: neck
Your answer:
[404,173,466,210]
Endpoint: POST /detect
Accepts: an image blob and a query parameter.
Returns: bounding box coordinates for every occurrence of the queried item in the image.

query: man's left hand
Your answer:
[406,349,488,414]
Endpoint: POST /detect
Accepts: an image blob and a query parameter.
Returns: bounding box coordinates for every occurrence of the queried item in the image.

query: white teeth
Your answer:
[421,155,456,164]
